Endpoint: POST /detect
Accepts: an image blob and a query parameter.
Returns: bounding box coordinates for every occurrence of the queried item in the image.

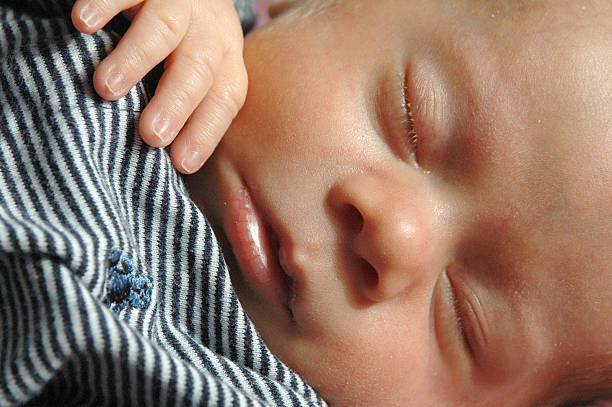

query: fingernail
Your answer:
[105,71,125,96]
[181,150,204,174]
[80,3,101,29]
[152,117,172,144]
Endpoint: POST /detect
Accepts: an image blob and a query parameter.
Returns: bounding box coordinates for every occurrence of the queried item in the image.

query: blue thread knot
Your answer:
[107,248,152,312]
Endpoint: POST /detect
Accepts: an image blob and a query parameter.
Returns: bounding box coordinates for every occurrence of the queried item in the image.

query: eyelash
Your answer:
[447,274,475,355]
[404,87,418,151]
[401,77,426,171]
[452,294,475,355]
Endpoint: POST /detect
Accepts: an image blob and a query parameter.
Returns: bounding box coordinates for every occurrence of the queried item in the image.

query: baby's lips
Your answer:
[224,186,291,315]
[277,244,298,308]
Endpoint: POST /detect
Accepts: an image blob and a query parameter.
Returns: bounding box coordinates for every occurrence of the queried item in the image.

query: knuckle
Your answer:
[183,122,216,152]
[145,8,185,48]
[220,30,244,58]
[197,125,219,146]
[227,67,248,114]
[232,83,247,113]
[166,86,195,116]
[182,52,215,87]
[236,66,248,103]
[210,85,242,120]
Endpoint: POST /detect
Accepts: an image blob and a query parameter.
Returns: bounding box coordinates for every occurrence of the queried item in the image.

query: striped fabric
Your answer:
[0,0,326,405]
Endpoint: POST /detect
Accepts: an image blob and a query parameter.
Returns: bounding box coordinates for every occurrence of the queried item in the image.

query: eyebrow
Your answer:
[473,0,545,15]
[291,0,344,18]
[550,355,612,406]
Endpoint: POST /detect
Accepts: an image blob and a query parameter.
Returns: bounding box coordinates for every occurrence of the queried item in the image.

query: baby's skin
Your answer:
[76,0,612,406]
[71,0,247,174]
[188,0,612,406]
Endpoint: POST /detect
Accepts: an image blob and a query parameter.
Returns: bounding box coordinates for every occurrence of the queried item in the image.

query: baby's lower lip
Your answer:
[223,185,292,316]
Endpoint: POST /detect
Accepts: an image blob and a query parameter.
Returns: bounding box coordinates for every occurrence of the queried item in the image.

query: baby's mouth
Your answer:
[223,185,294,318]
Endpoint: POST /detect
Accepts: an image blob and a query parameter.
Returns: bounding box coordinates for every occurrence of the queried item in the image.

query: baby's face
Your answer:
[189,0,612,405]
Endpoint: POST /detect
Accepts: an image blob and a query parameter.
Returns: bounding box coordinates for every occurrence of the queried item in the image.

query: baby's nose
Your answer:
[329,172,446,302]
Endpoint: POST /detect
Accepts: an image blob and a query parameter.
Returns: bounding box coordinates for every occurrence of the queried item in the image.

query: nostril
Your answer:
[359,260,387,303]
[361,260,378,289]
[340,203,364,235]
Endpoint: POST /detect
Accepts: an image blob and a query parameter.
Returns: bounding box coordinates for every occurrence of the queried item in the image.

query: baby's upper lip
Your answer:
[225,180,298,318]
[247,184,306,319]
[252,191,300,310]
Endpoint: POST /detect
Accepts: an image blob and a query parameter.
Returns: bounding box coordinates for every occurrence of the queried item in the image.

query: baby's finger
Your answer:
[72,0,142,34]
[92,0,190,101]
[170,56,248,174]
[138,52,216,148]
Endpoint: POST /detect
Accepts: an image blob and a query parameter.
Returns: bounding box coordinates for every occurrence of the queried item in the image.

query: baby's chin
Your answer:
[249,329,425,407]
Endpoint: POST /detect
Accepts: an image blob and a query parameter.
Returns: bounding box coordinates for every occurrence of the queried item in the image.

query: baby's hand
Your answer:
[72,0,247,174]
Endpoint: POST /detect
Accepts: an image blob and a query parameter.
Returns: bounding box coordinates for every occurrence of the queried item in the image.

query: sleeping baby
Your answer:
[2,0,611,406]
[190,1,612,405]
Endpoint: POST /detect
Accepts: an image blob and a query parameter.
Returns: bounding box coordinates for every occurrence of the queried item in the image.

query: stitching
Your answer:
[106,248,152,312]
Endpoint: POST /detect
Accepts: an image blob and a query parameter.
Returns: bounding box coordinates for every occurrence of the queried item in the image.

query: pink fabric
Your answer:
[255,0,272,27]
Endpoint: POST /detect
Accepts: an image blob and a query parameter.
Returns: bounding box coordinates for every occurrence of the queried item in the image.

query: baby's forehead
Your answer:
[447,0,610,33]
[454,0,612,86]
[465,0,592,16]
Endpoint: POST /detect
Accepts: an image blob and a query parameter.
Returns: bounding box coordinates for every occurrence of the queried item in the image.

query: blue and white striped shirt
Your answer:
[0,0,326,405]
